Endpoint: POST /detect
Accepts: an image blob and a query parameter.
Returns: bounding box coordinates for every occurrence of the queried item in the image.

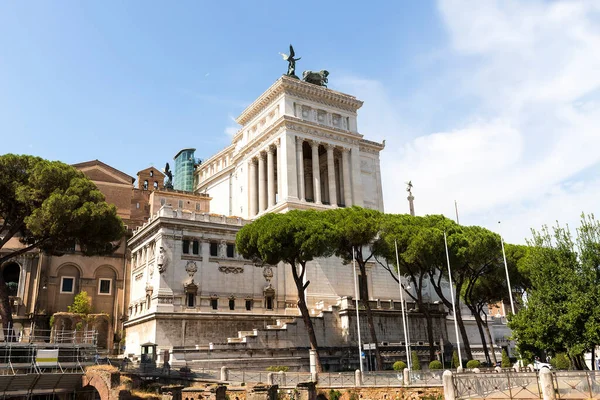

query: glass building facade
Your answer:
[173,148,196,192]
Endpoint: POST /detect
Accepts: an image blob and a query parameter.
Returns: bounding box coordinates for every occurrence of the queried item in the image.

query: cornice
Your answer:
[236,76,363,126]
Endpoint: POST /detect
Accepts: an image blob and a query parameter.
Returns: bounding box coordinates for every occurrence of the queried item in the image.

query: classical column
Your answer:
[296,137,305,201]
[326,144,337,207]
[248,158,258,217]
[267,146,275,208]
[258,152,267,212]
[276,139,281,203]
[342,148,352,207]
[311,141,322,204]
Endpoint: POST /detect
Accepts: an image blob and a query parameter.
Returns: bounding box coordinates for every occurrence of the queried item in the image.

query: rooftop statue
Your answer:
[302,70,329,87]
[280,44,301,78]
[163,162,173,190]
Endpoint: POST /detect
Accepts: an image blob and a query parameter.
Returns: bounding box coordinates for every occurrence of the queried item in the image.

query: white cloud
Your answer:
[342,0,600,244]
[224,114,240,137]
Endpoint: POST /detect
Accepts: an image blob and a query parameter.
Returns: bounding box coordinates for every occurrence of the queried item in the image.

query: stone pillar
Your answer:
[258,152,267,212]
[341,148,352,207]
[540,368,556,400]
[442,370,456,400]
[296,382,316,400]
[246,384,278,400]
[220,366,229,381]
[267,146,275,208]
[403,368,410,386]
[249,159,258,217]
[311,141,322,204]
[276,140,281,203]
[309,349,317,374]
[296,137,305,201]
[326,144,337,207]
[354,369,362,387]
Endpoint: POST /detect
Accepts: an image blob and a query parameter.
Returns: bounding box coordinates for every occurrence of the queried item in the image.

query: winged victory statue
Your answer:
[280,44,301,78]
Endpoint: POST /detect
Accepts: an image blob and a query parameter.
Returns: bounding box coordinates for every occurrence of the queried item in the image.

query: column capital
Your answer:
[296,136,304,146]
[325,143,336,151]
[258,151,267,160]
[267,145,276,154]
[341,146,351,153]
[247,157,257,166]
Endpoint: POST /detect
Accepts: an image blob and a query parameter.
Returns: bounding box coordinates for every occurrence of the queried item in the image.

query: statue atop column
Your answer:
[406,181,415,217]
[280,44,301,79]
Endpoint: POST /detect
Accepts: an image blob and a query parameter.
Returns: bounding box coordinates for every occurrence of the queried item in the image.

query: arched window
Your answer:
[143,180,148,190]
[2,263,19,297]
[153,181,158,189]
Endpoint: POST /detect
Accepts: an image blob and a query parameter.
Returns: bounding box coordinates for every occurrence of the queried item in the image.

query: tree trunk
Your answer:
[468,304,491,364]
[454,305,473,361]
[420,306,436,361]
[292,262,322,372]
[483,314,497,365]
[358,261,383,370]
[0,274,15,342]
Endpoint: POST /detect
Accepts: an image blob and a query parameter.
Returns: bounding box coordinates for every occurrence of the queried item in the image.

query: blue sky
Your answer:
[2,1,600,244]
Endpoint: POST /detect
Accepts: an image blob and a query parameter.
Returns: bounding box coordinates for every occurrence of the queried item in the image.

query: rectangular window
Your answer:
[98,279,111,295]
[178,200,184,208]
[266,297,273,310]
[160,198,166,206]
[210,242,218,257]
[229,298,235,310]
[182,240,190,254]
[192,240,199,255]
[195,203,201,211]
[60,277,75,294]
[245,299,252,311]
[226,244,235,258]
[187,293,195,307]
[136,202,140,209]
[211,298,218,310]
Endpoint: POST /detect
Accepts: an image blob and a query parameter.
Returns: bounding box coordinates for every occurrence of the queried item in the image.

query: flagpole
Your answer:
[444,231,463,368]
[395,240,412,370]
[352,247,364,373]
[498,222,516,314]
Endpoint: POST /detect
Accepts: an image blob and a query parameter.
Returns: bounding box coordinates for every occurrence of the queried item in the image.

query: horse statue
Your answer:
[302,70,329,87]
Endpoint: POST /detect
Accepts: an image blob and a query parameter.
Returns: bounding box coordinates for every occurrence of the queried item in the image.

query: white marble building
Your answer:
[124,76,511,369]
[195,75,385,218]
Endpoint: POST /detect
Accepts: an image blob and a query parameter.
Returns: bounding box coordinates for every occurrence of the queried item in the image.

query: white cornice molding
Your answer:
[236,76,364,126]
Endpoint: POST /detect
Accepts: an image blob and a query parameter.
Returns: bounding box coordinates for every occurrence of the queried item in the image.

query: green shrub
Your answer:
[411,351,421,371]
[328,389,342,400]
[346,390,358,400]
[429,360,443,370]
[393,360,407,371]
[466,360,481,369]
[49,315,55,327]
[550,353,570,370]
[68,291,92,315]
[501,349,511,368]
[266,366,289,372]
[452,350,460,368]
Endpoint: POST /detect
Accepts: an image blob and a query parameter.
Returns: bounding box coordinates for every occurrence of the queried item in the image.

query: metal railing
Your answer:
[453,370,542,399]
[317,372,356,388]
[362,371,404,387]
[0,326,98,345]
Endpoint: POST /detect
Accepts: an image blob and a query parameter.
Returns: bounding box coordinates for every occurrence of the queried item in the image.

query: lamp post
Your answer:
[352,247,364,373]
[394,241,412,370]
[444,231,463,368]
[498,222,516,314]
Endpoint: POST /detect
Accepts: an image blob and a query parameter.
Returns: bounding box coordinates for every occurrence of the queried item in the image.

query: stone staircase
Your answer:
[226,318,298,345]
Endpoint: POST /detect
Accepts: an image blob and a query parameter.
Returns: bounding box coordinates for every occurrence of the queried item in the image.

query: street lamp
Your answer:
[444,231,463,368]
[498,222,516,314]
[394,241,412,370]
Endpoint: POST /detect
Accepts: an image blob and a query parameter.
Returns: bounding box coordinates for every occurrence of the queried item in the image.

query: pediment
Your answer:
[73,160,134,186]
